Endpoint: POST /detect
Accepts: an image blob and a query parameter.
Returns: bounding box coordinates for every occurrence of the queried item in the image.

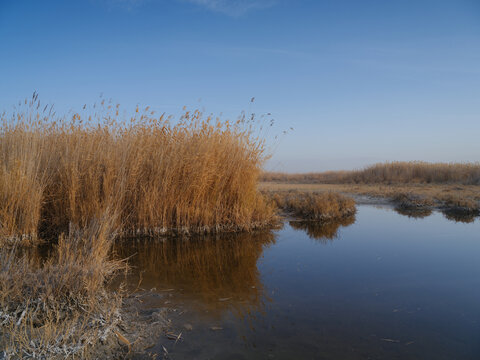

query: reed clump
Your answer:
[392,192,435,209]
[441,195,479,214]
[0,217,123,359]
[0,94,275,244]
[261,161,480,185]
[267,191,356,221]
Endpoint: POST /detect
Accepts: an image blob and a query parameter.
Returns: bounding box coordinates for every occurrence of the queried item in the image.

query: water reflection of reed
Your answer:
[289,216,356,243]
[113,231,275,318]
[394,207,433,219]
[394,206,478,223]
[442,210,477,223]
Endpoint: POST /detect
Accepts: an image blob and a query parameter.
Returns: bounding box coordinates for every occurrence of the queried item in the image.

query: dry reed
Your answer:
[0,94,275,245]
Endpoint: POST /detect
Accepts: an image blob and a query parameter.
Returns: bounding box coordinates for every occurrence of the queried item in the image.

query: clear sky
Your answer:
[1,0,479,172]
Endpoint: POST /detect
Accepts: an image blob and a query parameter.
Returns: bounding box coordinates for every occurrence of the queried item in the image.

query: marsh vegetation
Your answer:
[261,162,480,217]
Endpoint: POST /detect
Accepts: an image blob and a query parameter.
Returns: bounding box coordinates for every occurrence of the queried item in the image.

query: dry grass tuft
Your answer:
[267,191,356,221]
[0,217,123,359]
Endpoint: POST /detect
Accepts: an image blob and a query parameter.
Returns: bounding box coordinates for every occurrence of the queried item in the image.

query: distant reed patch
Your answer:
[261,161,480,185]
[267,191,356,221]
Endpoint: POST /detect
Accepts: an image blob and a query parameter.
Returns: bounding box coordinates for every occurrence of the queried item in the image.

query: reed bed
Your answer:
[267,191,356,221]
[0,94,275,245]
[262,161,480,185]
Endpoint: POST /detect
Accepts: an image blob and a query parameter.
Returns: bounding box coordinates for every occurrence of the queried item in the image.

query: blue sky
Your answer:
[1,0,479,172]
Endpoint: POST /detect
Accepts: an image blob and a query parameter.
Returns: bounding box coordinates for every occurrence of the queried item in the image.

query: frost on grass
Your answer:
[0,219,124,359]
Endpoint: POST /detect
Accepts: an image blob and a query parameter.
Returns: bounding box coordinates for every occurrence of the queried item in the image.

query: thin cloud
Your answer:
[98,0,151,11]
[98,0,277,15]
[183,0,278,16]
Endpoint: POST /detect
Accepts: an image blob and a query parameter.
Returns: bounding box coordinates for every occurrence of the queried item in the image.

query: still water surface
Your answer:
[117,205,480,359]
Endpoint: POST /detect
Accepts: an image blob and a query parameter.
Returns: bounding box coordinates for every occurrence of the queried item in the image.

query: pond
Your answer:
[115,205,480,359]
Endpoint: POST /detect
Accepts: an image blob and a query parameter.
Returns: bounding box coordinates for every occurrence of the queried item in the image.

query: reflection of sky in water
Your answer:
[116,206,480,359]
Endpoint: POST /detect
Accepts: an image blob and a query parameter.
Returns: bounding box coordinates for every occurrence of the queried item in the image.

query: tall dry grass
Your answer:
[0,94,275,244]
[262,161,480,185]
